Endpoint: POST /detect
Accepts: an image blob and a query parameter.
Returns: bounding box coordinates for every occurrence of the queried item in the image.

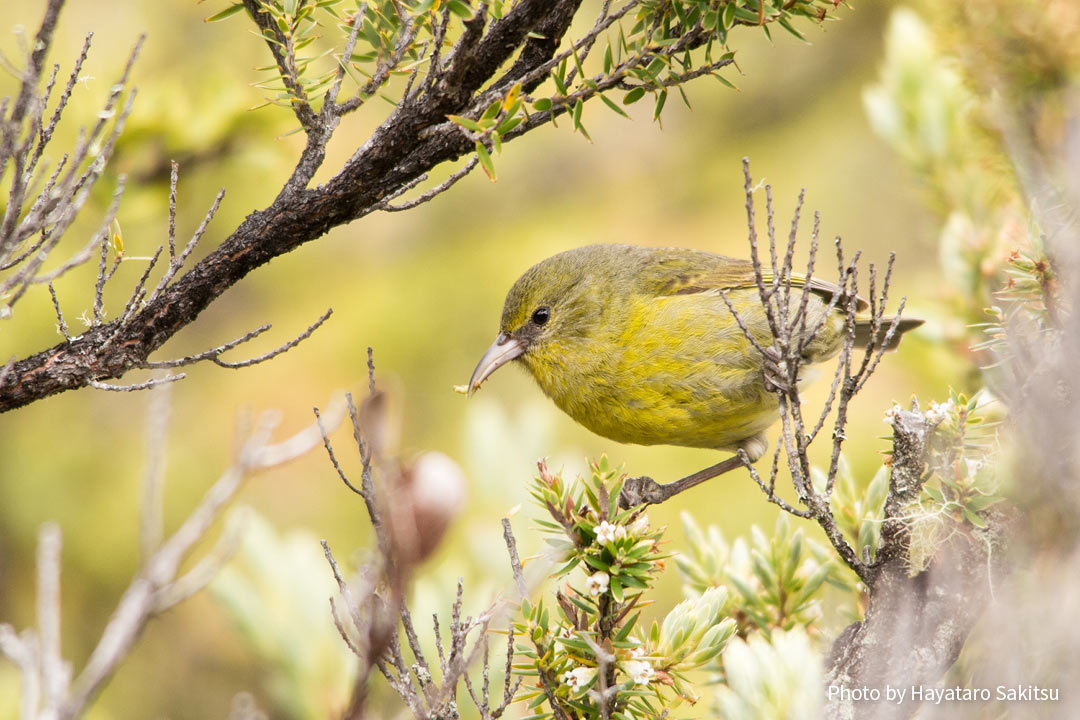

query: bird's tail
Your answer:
[853,316,923,350]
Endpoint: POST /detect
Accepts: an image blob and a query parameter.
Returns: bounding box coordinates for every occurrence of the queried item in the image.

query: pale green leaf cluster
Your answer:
[899,391,1003,573]
[655,587,736,670]
[448,82,526,181]
[209,508,356,719]
[229,0,436,111]
[246,0,360,108]
[863,7,1023,326]
[675,512,849,637]
[219,0,846,172]
[712,627,822,720]
[861,8,970,174]
[536,0,839,138]
[812,455,887,564]
[862,8,1022,578]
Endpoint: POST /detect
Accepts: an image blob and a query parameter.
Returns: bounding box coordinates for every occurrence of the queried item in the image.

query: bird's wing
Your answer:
[640,250,869,311]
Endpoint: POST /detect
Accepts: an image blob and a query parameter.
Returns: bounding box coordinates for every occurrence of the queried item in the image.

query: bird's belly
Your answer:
[549,349,780,451]
[564,383,778,450]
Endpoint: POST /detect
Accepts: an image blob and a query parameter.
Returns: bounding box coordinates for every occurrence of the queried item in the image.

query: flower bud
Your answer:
[390,451,467,565]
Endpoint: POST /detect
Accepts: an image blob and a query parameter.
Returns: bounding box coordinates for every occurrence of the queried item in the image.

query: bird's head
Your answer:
[468,246,610,396]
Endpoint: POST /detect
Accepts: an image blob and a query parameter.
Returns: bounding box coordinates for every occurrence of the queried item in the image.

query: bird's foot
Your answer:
[619,475,665,509]
[762,344,791,393]
[618,453,749,509]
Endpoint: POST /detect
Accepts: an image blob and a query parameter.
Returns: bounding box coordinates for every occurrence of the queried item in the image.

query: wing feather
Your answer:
[638,249,868,311]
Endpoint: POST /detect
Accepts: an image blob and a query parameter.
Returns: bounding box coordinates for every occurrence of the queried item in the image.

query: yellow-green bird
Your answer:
[468,244,920,502]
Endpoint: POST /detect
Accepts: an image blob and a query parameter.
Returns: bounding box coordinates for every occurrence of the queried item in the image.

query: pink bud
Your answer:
[391,451,467,564]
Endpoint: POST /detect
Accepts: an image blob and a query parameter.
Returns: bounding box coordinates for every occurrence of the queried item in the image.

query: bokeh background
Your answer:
[0,1,972,716]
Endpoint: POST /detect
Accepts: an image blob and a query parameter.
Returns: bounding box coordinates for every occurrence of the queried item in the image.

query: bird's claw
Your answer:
[619,475,663,509]
[762,344,791,393]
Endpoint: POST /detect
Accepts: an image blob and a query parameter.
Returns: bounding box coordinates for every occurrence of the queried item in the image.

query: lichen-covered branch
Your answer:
[823,407,1009,720]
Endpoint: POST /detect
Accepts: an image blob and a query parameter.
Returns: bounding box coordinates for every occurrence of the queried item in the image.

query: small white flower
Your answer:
[595,521,615,544]
[624,659,654,686]
[924,399,954,424]
[585,570,610,596]
[630,646,646,659]
[558,625,575,640]
[562,666,593,690]
[595,521,626,545]
[629,513,650,536]
[883,404,903,425]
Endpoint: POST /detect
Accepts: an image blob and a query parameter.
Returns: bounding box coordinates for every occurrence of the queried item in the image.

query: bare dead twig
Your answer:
[151,187,227,302]
[0,381,344,719]
[738,450,812,518]
[142,309,333,372]
[320,351,521,720]
[139,382,171,564]
[315,404,365,498]
[88,374,186,393]
[47,282,70,341]
[167,161,178,259]
[378,156,480,213]
[36,524,68,709]
[322,5,366,119]
[502,517,528,599]
[66,401,344,716]
[1,26,142,331]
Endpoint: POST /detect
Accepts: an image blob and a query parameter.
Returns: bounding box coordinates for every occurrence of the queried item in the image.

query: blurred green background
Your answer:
[0,1,964,717]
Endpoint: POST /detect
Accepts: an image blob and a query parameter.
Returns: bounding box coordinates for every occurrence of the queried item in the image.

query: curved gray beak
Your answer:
[468,332,525,396]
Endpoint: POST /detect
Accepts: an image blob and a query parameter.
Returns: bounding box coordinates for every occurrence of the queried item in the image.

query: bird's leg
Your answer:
[618,433,769,509]
[618,455,744,509]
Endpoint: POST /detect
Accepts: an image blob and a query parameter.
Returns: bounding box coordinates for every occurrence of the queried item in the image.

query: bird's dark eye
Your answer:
[531,306,551,326]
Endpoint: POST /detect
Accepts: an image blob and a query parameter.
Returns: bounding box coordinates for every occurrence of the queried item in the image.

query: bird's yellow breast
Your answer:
[523,287,791,451]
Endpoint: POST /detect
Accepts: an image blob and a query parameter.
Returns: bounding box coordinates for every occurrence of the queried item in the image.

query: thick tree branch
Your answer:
[0,0,834,412]
[0,0,578,412]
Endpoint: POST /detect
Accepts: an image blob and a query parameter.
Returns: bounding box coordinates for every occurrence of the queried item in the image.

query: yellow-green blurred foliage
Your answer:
[0,2,961,717]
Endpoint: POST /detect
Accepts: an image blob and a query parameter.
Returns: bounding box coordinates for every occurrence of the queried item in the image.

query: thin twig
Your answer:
[37,523,68,710]
[738,450,810,518]
[502,517,528,598]
[92,226,110,325]
[401,604,434,692]
[37,37,90,172]
[148,188,226,302]
[88,374,185,393]
[380,156,480,212]
[212,308,333,369]
[47,282,71,341]
[315,405,365,497]
[141,324,270,369]
[142,309,332,371]
[139,381,172,565]
[101,246,164,349]
[337,5,419,115]
[323,5,367,119]
[153,510,249,611]
[167,162,178,260]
